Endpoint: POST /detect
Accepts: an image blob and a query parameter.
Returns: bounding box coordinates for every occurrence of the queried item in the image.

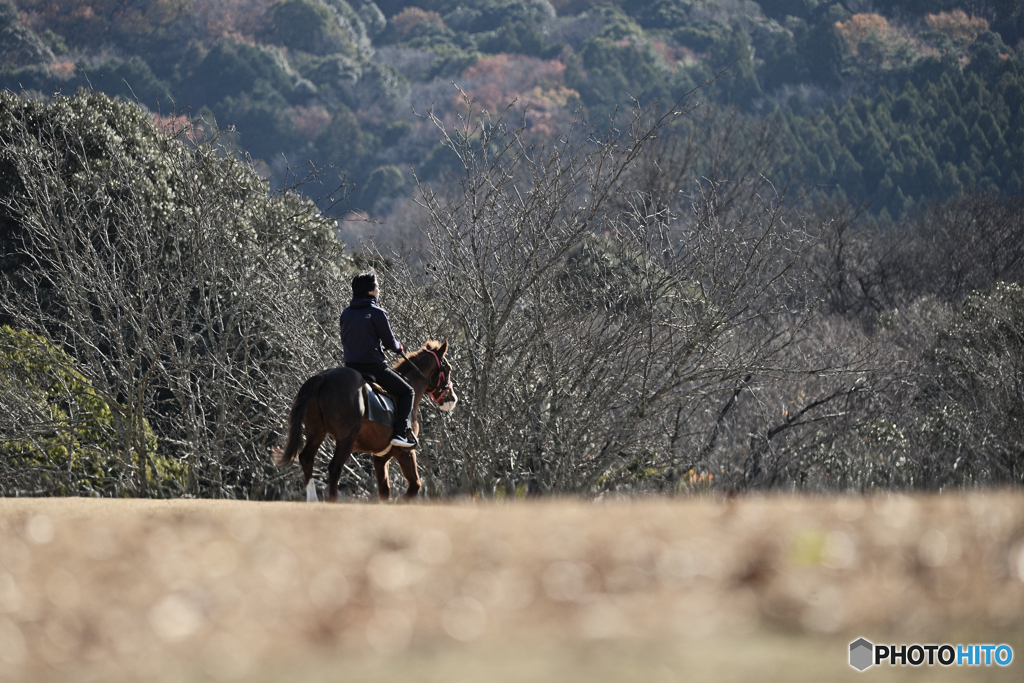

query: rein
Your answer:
[399,348,452,403]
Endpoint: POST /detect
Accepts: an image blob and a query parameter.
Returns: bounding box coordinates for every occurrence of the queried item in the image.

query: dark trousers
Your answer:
[346,362,415,433]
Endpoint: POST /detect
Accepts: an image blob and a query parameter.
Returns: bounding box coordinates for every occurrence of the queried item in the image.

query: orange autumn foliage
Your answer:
[17,0,280,47]
[835,12,944,70]
[925,10,989,43]
[546,0,624,15]
[152,113,209,143]
[50,60,75,77]
[835,13,897,54]
[291,104,332,141]
[18,0,191,45]
[191,0,276,43]
[650,40,698,70]
[460,54,566,112]
[457,55,580,137]
[389,7,445,39]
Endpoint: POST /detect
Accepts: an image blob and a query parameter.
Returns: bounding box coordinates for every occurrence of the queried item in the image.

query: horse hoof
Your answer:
[306,480,318,503]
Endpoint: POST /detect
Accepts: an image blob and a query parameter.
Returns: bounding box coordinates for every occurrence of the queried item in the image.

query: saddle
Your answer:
[358,373,395,427]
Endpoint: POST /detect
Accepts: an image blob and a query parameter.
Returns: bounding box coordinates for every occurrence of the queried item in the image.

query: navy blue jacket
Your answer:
[340,296,402,364]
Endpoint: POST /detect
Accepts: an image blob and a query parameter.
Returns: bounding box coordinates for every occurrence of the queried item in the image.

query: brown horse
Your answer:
[275,340,458,502]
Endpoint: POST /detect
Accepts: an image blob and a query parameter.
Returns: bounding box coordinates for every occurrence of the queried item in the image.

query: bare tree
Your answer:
[809,192,1024,319]
[368,91,869,497]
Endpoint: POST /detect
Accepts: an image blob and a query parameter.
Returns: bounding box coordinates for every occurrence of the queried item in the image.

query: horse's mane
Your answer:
[392,340,444,376]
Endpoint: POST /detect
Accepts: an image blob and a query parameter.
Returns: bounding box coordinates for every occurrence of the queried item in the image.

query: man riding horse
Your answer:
[276,270,457,502]
[339,270,417,449]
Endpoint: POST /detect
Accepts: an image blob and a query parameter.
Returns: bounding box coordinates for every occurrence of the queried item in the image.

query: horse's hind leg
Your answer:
[327,433,356,503]
[298,422,326,503]
[395,450,422,502]
[372,455,392,503]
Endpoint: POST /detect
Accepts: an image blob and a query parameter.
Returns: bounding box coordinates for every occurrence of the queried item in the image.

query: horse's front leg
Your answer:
[395,449,422,502]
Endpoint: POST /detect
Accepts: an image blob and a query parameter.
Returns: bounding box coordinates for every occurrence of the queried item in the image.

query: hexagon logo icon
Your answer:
[850,638,874,671]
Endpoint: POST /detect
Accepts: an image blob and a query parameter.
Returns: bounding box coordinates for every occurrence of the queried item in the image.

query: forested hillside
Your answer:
[1,0,1021,217]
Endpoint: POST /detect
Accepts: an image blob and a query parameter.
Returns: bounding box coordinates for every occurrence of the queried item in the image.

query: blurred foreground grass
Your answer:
[1,495,1023,682]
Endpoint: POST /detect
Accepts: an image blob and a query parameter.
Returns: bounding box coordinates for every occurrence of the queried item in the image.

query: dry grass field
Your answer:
[2,493,1024,682]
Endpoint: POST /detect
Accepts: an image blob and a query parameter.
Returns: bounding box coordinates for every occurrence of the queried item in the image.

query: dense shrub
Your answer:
[0,326,176,496]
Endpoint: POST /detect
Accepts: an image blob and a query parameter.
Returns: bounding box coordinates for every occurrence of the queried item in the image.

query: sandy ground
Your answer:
[1,493,1024,682]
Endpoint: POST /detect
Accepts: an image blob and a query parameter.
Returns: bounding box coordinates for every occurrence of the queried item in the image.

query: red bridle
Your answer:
[424,349,454,404]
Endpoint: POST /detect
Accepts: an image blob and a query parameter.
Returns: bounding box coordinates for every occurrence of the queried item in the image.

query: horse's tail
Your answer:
[276,373,325,466]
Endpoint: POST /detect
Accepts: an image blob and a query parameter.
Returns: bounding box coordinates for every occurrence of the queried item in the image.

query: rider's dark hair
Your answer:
[352,270,378,297]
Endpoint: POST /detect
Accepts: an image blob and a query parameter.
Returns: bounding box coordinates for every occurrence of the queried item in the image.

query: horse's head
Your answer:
[424,340,458,412]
